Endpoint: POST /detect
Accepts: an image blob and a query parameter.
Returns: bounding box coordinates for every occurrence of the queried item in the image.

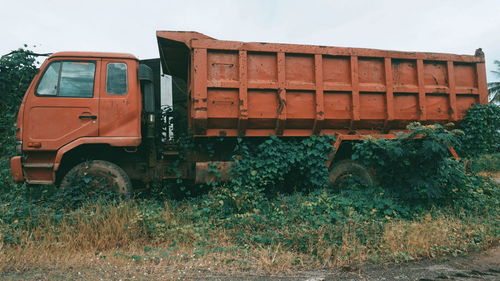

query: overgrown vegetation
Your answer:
[230,135,335,190]
[0,49,499,274]
[0,48,38,199]
[457,104,500,157]
[353,123,465,201]
[0,47,37,142]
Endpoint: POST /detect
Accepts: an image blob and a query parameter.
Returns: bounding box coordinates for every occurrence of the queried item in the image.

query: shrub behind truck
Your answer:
[10,31,488,194]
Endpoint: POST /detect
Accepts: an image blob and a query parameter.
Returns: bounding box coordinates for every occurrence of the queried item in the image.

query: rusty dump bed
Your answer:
[157,31,488,137]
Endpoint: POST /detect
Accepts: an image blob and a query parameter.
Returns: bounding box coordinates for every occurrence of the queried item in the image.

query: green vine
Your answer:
[352,122,466,201]
[458,104,500,157]
[230,135,336,192]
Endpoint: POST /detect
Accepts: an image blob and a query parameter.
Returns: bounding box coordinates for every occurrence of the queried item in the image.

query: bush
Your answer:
[230,135,335,193]
[0,48,38,193]
[0,49,37,126]
[458,104,500,157]
[352,122,466,201]
[468,153,500,173]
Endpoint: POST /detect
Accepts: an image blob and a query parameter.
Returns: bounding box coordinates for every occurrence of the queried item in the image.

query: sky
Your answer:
[1,0,499,82]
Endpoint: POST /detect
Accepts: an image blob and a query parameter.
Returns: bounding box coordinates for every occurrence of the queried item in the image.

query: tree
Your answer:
[488,60,500,103]
[0,47,38,153]
[0,47,38,112]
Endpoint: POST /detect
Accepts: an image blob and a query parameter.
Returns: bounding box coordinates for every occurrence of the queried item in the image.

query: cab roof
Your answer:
[50,51,138,60]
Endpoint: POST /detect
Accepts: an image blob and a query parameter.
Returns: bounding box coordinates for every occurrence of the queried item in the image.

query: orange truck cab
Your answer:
[11,52,143,184]
[10,31,488,193]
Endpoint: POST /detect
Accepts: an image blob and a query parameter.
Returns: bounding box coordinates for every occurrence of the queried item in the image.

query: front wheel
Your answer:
[60,160,132,198]
[328,160,375,189]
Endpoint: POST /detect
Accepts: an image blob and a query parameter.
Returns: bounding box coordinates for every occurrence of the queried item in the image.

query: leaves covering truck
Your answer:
[9,31,488,195]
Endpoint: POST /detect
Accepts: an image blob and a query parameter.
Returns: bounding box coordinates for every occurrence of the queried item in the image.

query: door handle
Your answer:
[79,115,97,120]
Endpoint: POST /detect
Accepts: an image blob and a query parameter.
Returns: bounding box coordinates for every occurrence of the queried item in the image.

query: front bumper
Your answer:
[10,156,24,182]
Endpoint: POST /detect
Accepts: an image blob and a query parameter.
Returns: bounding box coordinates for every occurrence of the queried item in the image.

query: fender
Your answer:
[10,156,23,182]
[53,136,141,171]
[326,133,397,168]
[326,133,460,168]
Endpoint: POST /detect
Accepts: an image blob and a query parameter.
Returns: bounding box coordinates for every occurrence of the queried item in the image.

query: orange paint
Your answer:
[156,31,487,137]
[10,156,23,182]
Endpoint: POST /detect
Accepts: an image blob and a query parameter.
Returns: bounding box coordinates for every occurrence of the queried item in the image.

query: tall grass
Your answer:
[1,185,498,273]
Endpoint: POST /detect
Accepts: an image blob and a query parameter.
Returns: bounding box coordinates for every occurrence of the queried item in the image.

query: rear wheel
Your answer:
[60,160,132,198]
[328,160,375,189]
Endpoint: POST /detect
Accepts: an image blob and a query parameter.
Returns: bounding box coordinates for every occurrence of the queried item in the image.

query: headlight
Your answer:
[16,141,22,154]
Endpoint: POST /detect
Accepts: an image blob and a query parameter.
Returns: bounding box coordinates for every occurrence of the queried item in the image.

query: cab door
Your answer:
[99,59,141,138]
[23,59,100,151]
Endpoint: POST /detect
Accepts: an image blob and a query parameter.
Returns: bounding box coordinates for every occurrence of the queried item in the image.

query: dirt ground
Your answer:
[1,245,498,281]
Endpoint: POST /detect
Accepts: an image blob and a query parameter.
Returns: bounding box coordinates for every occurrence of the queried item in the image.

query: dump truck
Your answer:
[10,31,488,194]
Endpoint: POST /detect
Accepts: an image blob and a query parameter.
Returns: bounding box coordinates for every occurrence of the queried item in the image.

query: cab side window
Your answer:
[36,61,96,97]
[106,63,128,95]
[37,62,61,96]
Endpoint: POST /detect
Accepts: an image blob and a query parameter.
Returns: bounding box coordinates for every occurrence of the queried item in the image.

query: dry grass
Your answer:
[382,215,495,260]
[478,171,500,178]
[0,201,497,275]
[31,203,141,250]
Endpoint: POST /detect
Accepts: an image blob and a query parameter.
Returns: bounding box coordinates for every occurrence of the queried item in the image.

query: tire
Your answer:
[328,160,375,188]
[60,160,132,197]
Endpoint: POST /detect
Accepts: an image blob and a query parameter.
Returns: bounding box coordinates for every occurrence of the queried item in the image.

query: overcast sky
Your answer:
[2,0,499,81]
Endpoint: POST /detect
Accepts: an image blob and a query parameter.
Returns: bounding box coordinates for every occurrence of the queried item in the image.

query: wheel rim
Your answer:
[83,170,120,192]
[333,172,370,189]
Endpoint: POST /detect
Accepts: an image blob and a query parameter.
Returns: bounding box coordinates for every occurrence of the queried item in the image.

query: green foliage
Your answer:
[230,135,335,192]
[187,124,498,254]
[0,48,38,145]
[453,173,500,214]
[188,135,336,217]
[352,122,466,201]
[197,187,391,251]
[458,104,500,157]
[488,60,500,103]
[0,175,122,244]
[0,48,42,243]
[0,47,38,194]
[0,47,38,107]
[468,153,500,173]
